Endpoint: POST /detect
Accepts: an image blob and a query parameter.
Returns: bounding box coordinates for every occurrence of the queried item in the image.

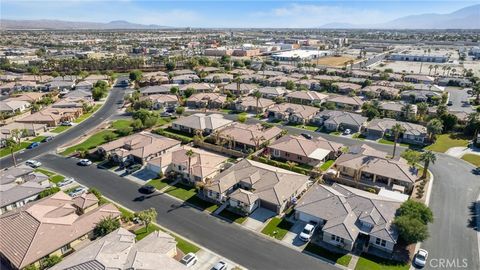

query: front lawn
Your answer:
[134,223,200,254]
[218,209,247,224]
[285,122,318,131]
[50,175,65,184]
[462,154,480,166]
[164,182,197,201]
[261,217,293,240]
[74,104,101,123]
[51,125,72,133]
[61,130,119,156]
[35,168,56,177]
[30,136,46,143]
[303,243,352,267]
[320,160,335,171]
[355,254,409,270]
[378,138,408,147]
[146,178,174,190]
[0,142,31,158]
[156,117,171,127]
[425,133,469,153]
[111,119,133,130]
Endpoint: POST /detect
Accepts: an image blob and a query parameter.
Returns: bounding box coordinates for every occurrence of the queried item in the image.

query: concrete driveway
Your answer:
[243,208,276,232]
[282,220,308,248]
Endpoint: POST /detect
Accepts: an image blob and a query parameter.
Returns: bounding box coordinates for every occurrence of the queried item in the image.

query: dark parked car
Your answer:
[139,185,156,194]
[42,136,54,142]
[126,164,142,174]
[301,133,313,140]
[473,167,480,175]
[27,142,40,149]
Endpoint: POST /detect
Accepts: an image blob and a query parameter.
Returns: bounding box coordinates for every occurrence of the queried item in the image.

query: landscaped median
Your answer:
[461,153,480,166]
[261,217,293,240]
[303,243,352,267]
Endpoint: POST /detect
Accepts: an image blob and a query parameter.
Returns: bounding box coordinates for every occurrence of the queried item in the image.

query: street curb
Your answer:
[411,169,434,270]
[100,194,248,270]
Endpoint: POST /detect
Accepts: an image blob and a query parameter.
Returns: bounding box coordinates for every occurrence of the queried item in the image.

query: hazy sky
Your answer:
[2,0,478,27]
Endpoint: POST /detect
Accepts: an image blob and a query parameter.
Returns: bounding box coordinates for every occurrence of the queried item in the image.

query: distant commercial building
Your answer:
[271,49,331,61]
[204,47,233,56]
[389,53,448,63]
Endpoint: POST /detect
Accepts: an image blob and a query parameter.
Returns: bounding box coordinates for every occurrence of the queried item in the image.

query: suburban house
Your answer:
[295,183,403,254]
[140,94,179,110]
[140,84,179,96]
[218,123,283,152]
[437,77,472,87]
[0,192,120,270]
[97,132,181,165]
[147,146,228,184]
[312,110,368,133]
[224,83,258,96]
[171,113,233,135]
[0,99,31,115]
[235,96,275,113]
[186,93,227,109]
[364,118,428,145]
[202,159,310,215]
[0,122,47,140]
[332,82,362,94]
[257,86,289,99]
[329,144,418,193]
[46,80,75,91]
[286,91,328,105]
[50,228,186,270]
[266,103,319,124]
[179,83,216,94]
[379,102,418,119]
[75,80,93,91]
[16,107,83,127]
[8,92,45,103]
[401,90,442,104]
[64,89,93,99]
[328,96,364,112]
[403,75,435,84]
[360,86,400,100]
[204,73,233,83]
[51,97,93,110]
[267,135,343,167]
[171,74,200,84]
[0,166,51,214]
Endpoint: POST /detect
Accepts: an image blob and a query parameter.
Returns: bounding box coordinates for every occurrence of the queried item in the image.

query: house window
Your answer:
[375,238,386,247]
[331,234,344,243]
[285,153,290,157]
[60,244,71,254]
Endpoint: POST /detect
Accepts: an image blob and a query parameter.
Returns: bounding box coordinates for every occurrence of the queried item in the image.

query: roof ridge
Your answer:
[18,213,42,268]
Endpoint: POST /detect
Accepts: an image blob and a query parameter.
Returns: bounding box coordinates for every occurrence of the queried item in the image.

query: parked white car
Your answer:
[299,222,317,242]
[25,160,42,168]
[68,187,87,198]
[78,159,93,166]
[60,121,73,126]
[414,249,428,268]
[57,177,75,187]
[180,253,198,267]
[212,261,228,270]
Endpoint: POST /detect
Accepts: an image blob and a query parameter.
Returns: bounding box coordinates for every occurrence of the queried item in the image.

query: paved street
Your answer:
[37,154,339,270]
[0,81,127,168]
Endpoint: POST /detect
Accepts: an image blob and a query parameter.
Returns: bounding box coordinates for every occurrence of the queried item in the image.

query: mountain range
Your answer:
[1,4,479,30]
[320,4,480,29]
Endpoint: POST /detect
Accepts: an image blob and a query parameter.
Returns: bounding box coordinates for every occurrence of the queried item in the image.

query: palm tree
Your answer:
[433,65,439,75]
[185,149,196,179]
[442,66,447,76]
[391,123,406,158]
[211,130,222,144]
[5,138,18,167]
[426,118,444,142]
[253,90,262,115]
[420,151,436,179]
[428,65,433,75]
[417,102,428,121]
[451,68,456,76]
[446,66,451,76]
